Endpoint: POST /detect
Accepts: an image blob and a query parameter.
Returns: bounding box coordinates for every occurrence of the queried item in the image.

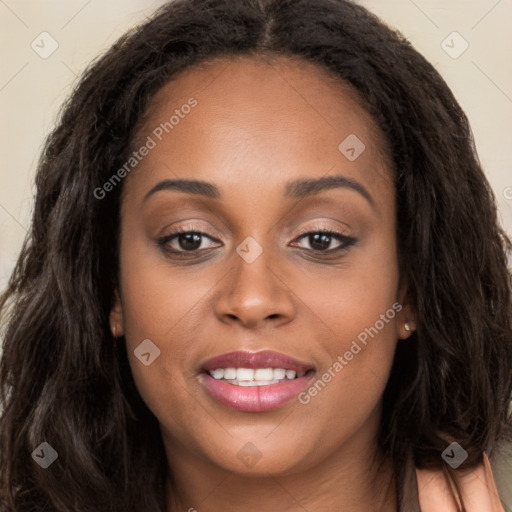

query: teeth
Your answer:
[285,369,296,380]
[211,368,225,380]
[236,368,254,381]
[254,368,274,380]
[208,367,307,384]
[273,368,286,379]
[223,368,237,379]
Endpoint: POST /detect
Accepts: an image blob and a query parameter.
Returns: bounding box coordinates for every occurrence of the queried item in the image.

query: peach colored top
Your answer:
[399,442,512,511]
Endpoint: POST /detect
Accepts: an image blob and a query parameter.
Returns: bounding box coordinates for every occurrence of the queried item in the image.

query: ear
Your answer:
[396,275,417,340]
[109,288,125,337]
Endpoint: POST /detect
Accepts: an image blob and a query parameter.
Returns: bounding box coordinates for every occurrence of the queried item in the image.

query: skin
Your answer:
[109,55,503,511]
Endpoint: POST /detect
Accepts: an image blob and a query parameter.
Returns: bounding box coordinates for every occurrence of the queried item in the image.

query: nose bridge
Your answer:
[215,233,295,329]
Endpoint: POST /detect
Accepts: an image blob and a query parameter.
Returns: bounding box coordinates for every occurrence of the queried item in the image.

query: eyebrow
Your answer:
[143,175,376,210]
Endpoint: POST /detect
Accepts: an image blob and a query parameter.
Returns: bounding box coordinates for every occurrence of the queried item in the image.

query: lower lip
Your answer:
[199,372,315,412]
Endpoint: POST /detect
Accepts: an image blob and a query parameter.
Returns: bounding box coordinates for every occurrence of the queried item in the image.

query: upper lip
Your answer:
[201,350,315,373]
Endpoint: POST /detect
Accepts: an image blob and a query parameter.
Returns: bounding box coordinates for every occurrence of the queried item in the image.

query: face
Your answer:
[110,55,415,479]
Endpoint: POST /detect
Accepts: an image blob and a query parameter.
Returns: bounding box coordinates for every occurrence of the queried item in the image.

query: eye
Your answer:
[291,228,357,254]
[157,228,220,255]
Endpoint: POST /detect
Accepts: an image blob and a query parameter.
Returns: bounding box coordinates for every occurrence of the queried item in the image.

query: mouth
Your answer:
[199,350,316,412]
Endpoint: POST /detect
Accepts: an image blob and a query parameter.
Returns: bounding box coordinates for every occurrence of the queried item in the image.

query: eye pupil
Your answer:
[310,233,332,251]
[179,232,202,251]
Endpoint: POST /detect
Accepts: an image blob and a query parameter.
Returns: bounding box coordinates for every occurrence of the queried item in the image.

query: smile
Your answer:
[199,350,316,411]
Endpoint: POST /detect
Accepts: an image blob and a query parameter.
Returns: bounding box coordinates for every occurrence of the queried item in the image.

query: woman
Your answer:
[0,0,511,510]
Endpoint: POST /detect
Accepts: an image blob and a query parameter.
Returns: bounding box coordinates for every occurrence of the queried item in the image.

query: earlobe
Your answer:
[396,279,417,339]
[398,312,416,339]
[396,289,417,338]
[404,317,417,333]
[109,288,125,338]
[402,317,416,338]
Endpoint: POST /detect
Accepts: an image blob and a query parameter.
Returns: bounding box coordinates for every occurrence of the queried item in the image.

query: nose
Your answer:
[214,241,296,330]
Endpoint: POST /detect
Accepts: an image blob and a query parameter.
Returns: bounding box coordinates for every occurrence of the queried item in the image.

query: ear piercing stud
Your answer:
[405,321,414,332]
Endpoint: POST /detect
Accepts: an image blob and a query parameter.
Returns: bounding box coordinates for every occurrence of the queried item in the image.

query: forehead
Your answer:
[124,54,394,214]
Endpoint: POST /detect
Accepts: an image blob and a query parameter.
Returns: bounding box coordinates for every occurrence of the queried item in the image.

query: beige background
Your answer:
[0,0,511,505]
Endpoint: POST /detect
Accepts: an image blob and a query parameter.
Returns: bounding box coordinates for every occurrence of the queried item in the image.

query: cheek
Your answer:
[116,239,218,417]
[294,304,399,456]
[293,232,400,413]
[117,219,224,344]
[293,228,399,348]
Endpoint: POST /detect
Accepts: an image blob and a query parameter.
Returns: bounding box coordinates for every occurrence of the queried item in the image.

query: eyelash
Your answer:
[156,226,357,258]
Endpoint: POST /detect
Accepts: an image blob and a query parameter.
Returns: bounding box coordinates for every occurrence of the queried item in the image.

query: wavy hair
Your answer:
[1,0,511,510]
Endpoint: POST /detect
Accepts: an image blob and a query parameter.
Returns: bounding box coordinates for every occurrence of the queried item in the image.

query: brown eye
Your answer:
[175,232,203,251]
[157,229,221,255]
[293,229,357,253]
